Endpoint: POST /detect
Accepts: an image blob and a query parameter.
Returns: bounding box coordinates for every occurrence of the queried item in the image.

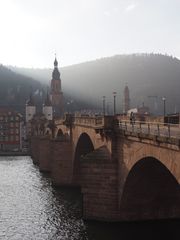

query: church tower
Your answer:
[123,84,130,114]
[50,56,63,116]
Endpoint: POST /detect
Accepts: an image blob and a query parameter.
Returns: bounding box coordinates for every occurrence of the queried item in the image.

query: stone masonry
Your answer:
[30,116,180,222]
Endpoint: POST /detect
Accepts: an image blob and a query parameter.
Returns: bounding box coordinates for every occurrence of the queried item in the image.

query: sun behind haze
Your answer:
[0,0,180,68]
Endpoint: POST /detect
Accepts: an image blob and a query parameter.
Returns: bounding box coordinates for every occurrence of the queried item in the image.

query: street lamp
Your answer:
[113,92,117,115]
[67,99,74,113]
[162,97,166,118]
[102,96,106,115]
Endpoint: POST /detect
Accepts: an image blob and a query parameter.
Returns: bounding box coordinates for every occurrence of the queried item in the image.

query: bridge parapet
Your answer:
[74,115,114,129]
[55,114,116,131]
[118,120,180,140]
[74,115,103,127]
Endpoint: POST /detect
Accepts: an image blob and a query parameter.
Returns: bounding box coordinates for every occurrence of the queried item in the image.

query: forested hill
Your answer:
[10,54,180,114]
[0,64,44,113]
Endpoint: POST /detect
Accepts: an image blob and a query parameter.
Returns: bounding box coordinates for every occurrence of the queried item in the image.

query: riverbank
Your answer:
[0,151,29,156]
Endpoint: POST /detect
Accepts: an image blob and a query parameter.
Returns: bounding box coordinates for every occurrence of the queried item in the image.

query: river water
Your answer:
[0,156,179,240]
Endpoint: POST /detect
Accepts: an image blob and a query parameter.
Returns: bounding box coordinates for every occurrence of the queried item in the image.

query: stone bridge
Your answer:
[30,114,180,222]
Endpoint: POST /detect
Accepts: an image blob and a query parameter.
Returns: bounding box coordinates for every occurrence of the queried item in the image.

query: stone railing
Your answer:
[74,115,104,127]
[74,114,115,129]
[117,120,180,139]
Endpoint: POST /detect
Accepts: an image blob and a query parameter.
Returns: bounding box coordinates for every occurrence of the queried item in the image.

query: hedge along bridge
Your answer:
[30,114,180,222]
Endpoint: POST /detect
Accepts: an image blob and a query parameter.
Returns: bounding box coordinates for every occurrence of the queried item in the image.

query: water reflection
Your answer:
[0,156,86,240]
[0,156,179,240]
[86,220,180,240]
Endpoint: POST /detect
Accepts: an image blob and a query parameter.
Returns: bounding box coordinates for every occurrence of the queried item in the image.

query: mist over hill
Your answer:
[0,65,94,115]
[0,64,45,114]
[10,53,180,115]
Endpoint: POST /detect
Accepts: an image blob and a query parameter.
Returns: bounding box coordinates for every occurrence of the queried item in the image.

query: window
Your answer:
[15,136,19,141]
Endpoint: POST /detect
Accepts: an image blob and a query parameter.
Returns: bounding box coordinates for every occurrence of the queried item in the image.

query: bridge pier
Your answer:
[81,146,120,221]
[31,136,51,171]
[31,136,74,185]
[30,136,40,165]
[38,137,51,172]
[50,138,73,186]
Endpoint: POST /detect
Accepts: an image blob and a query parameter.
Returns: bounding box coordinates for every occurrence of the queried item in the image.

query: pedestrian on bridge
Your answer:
[130,112,135,124]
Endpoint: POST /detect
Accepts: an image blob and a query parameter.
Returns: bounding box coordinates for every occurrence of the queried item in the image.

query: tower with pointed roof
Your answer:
[123,84,130,114]
[50,56,63,116]
[43,91,53,120]
[25,93,36,122]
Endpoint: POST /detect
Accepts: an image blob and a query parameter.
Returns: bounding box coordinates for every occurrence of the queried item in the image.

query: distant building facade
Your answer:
[0,108,23,151]
[127,104,150,121]
[50,57,63,116]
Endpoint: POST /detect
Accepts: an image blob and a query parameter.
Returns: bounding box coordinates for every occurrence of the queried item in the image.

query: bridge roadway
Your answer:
[30,114,180,222]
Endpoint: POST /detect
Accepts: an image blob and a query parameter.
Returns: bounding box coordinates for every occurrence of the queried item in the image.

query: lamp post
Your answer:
[113,92,117,115]
[67,100,74,114]
[67,102,70,113]
[102,96,106,115]
[162,97,166,121]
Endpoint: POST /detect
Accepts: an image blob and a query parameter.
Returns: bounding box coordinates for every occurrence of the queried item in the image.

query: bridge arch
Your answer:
[56,128,64,137]
[73,132,94,185]
[55,126,70,140]
[120,156,180,220]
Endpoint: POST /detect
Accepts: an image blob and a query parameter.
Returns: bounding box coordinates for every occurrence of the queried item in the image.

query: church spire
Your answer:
[54,54,58,68]
[52,55,60,80]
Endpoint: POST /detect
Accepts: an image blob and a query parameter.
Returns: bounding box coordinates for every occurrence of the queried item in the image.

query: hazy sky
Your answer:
[0,0,180,68]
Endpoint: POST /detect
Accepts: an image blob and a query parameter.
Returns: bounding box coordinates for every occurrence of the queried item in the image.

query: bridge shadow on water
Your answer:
[51,184,180,240]
[39,171,180,240]
[85,219,180,240]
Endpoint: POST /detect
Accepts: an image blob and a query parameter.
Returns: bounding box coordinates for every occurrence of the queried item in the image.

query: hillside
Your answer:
[0,64,45,114]
[10,54,180,115]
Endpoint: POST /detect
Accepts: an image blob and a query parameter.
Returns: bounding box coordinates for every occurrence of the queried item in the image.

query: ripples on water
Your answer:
[0,156,179,240]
